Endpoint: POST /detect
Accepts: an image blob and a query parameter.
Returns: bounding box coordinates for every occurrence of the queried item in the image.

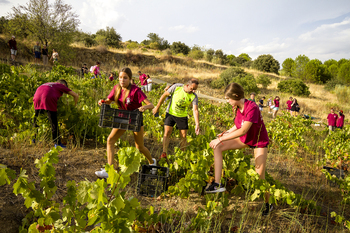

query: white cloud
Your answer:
[168,25,199,33]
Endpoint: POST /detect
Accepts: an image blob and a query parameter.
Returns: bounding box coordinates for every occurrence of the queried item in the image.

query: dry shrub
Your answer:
[96,45,108,54]
[142,66,166,75]
[160,55,176,63]
[163,48,172,56]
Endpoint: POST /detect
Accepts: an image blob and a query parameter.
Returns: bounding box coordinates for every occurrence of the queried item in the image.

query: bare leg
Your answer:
[253,147,269,202]
[213,138,248,183]
[179,129,188,151]
[163,125,173,154]
[107,128,125,166]
[133,126,153,164]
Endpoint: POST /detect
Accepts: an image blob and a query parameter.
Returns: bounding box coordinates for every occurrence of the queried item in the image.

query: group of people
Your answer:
[81,62,102,79]
[327,108,345,133]
[8,36,58,64]
[248,93,281,119]
[138,71,153,92]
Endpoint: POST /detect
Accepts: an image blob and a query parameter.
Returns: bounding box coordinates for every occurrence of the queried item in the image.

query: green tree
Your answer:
[281,58,295,77]
[218,67,247,86]
[142,33,169,50]
[256,74,272,88]
[95,27,122,48]
[238,53,251,61]
[278,79,311,96]
[0,16,8,33]
[304,59,330,83]
[226,54,237,66]
[232,74,259,95]
[252,54,280,74]
[188,45,204,59]
[337,61,350,84]
[328,64,338,80]
[292,55,310,80]
[324,59,337,68]
[170,41,190,55]
[205,48,215,62]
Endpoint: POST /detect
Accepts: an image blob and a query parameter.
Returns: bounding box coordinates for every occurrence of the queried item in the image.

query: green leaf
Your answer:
[251,189,261,201]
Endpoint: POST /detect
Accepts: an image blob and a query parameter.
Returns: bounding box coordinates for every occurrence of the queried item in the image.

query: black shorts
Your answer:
[164,113,188,130]
[249,145,268,149]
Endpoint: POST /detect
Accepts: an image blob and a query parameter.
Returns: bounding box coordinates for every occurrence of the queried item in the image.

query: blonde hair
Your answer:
[114,67,132,108]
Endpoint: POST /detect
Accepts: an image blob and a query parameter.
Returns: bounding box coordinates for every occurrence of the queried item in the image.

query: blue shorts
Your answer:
[35,51,41,58]
[273,107,279,111]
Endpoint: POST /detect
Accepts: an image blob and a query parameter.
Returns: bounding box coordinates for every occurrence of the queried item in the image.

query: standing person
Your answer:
[33,80,79,148]
[33,42,41,64]
[205,83,272,215]
[8,35,17,62]
[50,49,59,64]
[272,96,280,119]
[286,97,293,114]
[81,64,89,77]
[327,108,338,133]
[152,79,200,159]
[138,71,148,92]
[248,92,256,103]
[267,96,273,114]
[147,75,153,92]
[95,67,156,178]
[258,97,265,111]
[336,110,345,129]
[108,72,115,81]
[290,98,299,117]
[92,62,101,79]
[42,45,49,66]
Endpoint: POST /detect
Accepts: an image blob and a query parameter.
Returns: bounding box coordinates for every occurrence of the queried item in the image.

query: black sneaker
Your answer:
[262,203,273,216]
[205,182,226,193]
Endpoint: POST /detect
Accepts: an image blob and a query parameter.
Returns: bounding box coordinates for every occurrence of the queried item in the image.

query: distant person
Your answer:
[8,35,17,61]
[91,62,101,79]
[336,110,345,129]
[147,75,153,92]
[267,96,273,114]
[286,97,293,114]
[42,45,49,65]
[290,98,299,117]
[327,108,338,133]
[33,80,79,148]
[272,96,280,119]
[95,67,156,178]
[258,97,265,111]
[50,49,59,64]
[138,71,148,92]
[109,72,115,81]
[33,42,41,64]
[248,92,256,103]
[152,79,200,159]
[81,64,89,77]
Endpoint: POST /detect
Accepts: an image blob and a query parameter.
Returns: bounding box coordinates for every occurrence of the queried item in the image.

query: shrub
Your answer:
[334,85,350,104]
[170,41,190,55]
[232,74,259,95]
[337,61,350,84]
[252,54,280,74]
[0,63,11,75]
[188,49,204,60]
[163,48,172,56]
[126,42,139,50]
[277,79,311,96]
[324,78,345,91]
[96,45,108,54]
[205,49,215,62]
[219,67,247,86]
[149,42,160,50]
[256,74,272,88]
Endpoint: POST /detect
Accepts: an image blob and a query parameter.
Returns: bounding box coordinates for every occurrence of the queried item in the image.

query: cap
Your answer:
[339,110,343,113]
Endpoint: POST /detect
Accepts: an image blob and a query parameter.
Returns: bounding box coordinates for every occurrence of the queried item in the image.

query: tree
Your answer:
[205,48,215,62]
[238,53,252,61]
[0,16,8,33]
[304,59,330,83]
[277,79,311,96]
[338,58,349,68]
[281,58,295,77]
[337,61,350,84]
[324,59,337,68]
[328,64,338,80]
[142,33,169,50]
[256,74,272,88]
[170,41,190,55]
[95,27,122,48]
[7,0,80,60]
[252,54,280,74]
[188,45,204,59]
[292,55,310,80]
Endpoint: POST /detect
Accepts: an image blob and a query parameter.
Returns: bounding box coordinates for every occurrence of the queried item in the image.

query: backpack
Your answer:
[90,66,96,73]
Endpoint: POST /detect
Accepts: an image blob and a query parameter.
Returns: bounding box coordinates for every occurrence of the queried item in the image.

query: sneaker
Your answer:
[262,203,273,216]
[160,152,167,159]
[95,168,108,178]
[205,182,226,193]
[150,158,157,166]
[150,158,157,175]
[54,143,66,148]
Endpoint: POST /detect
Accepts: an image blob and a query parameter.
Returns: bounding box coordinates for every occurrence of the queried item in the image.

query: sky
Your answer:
[1,0,350,64]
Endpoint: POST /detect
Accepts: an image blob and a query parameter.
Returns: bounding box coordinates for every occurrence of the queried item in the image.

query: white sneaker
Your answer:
[95,168,108,178]
[150,158,157,175]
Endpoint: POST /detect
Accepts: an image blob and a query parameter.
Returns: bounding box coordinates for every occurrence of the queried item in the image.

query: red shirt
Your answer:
[107,84,147,111]
[327,113,338,126]
[139,74,147,86]
[33,83,71,111]
[274,99,280,107]
[336,115,345,128]
[8,39,17,50]
[286,100,292,110]
[234,99,269,147]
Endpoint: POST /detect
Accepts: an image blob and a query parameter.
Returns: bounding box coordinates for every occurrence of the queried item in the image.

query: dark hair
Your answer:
[57,79,68,88]
[113,67,132,109]
[138,71,141,74]
[147,74,150,78]
[224,83,244,100]
[187,78,199,85]
[96,61,100,65]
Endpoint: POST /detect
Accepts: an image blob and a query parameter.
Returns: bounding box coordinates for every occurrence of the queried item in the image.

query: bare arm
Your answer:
[152,91,170,115]
[193,105,200,135]
[67,91,79,106]
[138,98,154,112]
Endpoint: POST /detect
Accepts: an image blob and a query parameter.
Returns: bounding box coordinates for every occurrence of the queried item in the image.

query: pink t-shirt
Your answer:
[234,99,269,147]
[336,115,344,127]
[33,82,71,111]
[274,99,280,107]
[93,66,100,75]
[107,84,147,111]
[327,113,338,126]
[286,100,292,110]
[139,74,147,86]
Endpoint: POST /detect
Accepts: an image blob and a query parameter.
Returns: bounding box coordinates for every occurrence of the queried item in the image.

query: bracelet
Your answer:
[218,137,223,145]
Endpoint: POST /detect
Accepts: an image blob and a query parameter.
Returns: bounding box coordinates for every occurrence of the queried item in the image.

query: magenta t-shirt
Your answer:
[33,82,71,111]
[107,84,147,110]
[286,100,292,110]
[327,113,338,126]
[274,99,280,107]
[336,115,344,127]
[234,99,269,147]
[139,74,147,86]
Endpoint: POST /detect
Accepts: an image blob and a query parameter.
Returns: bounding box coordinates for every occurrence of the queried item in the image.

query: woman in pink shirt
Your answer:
[205,83,271,215]
[272,96,280,119]
[327,108,338,133]
[336,110,345,129]
[95,67,156,178]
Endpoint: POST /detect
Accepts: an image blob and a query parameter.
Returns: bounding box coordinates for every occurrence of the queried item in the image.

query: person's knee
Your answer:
[107,135,117,145]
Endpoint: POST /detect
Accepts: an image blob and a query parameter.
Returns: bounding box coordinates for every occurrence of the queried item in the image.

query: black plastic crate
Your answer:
[323,166,345,187]
[137,165,169,197]
[98,104,142,132]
